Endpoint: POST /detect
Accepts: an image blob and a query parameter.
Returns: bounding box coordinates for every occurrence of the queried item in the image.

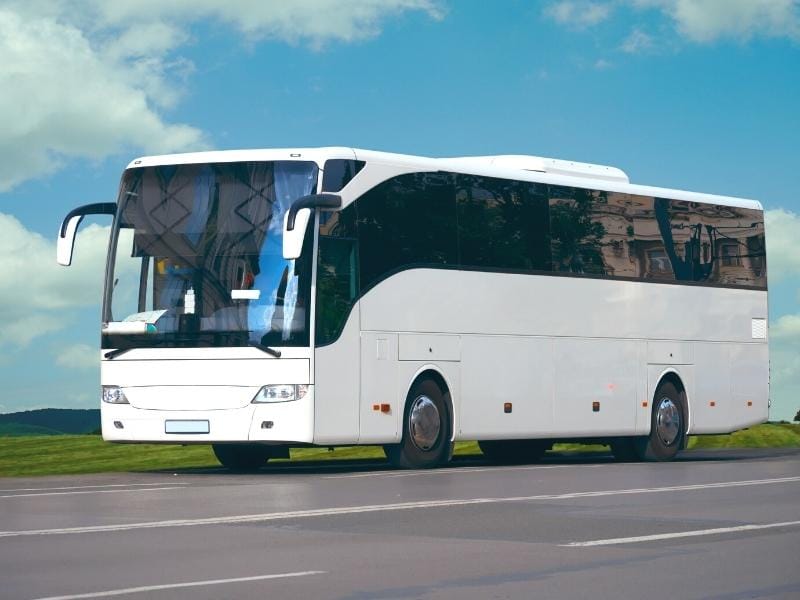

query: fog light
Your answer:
[252,384,308,403]
[261,421,274,429]
[102,386,129,404]
[113,421,124,429]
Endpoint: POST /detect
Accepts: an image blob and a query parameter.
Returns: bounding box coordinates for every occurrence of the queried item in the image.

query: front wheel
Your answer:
[385,379,452,469]
[639,381,686,461]
[212,443,272,471]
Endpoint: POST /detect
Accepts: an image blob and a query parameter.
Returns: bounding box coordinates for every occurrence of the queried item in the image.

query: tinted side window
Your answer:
[357,173,458,291]
[456,176,551,272]
[545,184,767,289]
[315,207,359,346]
[322,160,366,192]
[548,186,609,275]
[654,199,766,287]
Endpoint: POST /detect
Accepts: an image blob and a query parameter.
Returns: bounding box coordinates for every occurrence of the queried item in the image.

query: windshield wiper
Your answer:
[104,348,132,360]
[249,341,282,358]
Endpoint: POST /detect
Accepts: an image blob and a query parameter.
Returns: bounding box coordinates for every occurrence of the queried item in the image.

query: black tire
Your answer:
[384,379,452,469]
[479,440,550,464]
[639,381,686,462]
[212,443,272,471]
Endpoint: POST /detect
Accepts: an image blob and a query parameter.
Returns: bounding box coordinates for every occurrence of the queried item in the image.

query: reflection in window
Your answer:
[720,243,741,267]
[357,172,458,292]
[548,187,608,275]
[316,209,359,346]
[456,176,551,272]
[646,249,671,274]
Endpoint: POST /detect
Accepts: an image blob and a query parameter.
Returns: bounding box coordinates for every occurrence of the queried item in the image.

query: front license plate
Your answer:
[165,420,210,434]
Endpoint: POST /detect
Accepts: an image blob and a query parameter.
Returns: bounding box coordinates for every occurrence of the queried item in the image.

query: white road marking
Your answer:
[563,520,800,547]
[0,487,184,499]
[324,462,609,479]
[0,481,190,494]
[384,463,609,478]
[28,570,326,600]
[2,475,798,539]
[0,483,190,493]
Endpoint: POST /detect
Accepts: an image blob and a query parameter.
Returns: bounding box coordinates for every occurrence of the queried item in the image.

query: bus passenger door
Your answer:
[359,332,400,443]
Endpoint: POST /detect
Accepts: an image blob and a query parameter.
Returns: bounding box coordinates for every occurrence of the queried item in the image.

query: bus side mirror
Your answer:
[57,202,116,266]
[282,208,311,260]
[282,193,342,260]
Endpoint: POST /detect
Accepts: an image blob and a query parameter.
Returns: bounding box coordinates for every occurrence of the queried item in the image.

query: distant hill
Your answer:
[0,409,100,435]
[0,423,65,436]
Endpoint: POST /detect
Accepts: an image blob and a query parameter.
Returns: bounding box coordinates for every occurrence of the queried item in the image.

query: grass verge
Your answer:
[0,423,797,478]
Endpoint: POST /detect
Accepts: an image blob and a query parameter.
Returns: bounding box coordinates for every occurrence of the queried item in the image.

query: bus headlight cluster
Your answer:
[252,384,309,403]
[102,386,129,404]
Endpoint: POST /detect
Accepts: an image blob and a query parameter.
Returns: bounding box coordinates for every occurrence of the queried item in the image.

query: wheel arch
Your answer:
[405,364,455,442]
[652,368,690,449]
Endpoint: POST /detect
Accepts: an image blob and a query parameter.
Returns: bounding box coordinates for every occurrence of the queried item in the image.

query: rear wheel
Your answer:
[639,381,686,461]
[479,440,549,464]
[385,379,452,469]
[212,443,272,471]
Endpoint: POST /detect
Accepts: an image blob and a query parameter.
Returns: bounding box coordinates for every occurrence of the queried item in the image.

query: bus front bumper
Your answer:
[100,388,314,444]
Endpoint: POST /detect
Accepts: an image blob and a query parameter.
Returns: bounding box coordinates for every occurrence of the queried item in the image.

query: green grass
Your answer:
[688,422,800,449]
[1,423,797,478]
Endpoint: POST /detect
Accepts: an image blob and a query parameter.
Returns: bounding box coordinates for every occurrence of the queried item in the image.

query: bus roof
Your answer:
[126,147,762,211]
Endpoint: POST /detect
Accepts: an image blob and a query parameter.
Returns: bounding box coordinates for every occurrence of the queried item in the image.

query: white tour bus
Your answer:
[57,148,769,469]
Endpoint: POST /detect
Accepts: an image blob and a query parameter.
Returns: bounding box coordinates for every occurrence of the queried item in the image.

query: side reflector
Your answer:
[380,403,391,413]
[592,401,600,412]
[747,401,753,407]
[503,402,512,414]
[710,401,716,407]
[642,401,648,408]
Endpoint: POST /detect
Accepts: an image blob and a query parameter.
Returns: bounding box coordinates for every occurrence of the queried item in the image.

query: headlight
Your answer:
[252,384,308,403]
[102,386,129,404]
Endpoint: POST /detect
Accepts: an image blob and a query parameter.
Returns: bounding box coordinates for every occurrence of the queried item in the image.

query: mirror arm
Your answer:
[59,202,117,237]
[286,194,342,231]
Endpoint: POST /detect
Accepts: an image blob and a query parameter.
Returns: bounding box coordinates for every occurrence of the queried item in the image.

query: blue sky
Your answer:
[0,0,798,420]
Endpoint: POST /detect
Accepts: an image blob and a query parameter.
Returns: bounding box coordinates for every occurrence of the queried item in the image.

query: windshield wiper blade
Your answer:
[249,341,281,358]
[104,348,132,360]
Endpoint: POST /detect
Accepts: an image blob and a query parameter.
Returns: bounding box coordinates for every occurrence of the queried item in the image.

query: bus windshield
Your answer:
[102,161,318,350]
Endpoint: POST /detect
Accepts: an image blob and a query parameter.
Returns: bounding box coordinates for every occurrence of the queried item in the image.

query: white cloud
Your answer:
[544,1,613,29]
[0,1,443,191]
[772,314,800,340]
[0,212,111,346]
[0,9,205,192]
[621,28,655,52]
[632,0,800,43]
[765,209,800,283]
[548,1,800,49]
[92,0,445,48]
[55,344,100,370]
[594,58,614,69]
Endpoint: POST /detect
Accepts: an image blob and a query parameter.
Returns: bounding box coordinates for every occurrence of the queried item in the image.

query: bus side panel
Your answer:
[359,332,400,443]
[730,342,770,429]
[459,335,555,439]
[553,338,638,436]
[691,343,732,433]
[313,306,361,445]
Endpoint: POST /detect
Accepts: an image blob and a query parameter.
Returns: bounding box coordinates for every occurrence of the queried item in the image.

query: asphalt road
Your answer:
[1,448,799,600]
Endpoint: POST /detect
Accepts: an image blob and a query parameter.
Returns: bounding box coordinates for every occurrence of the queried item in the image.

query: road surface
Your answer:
[1,448,799,599]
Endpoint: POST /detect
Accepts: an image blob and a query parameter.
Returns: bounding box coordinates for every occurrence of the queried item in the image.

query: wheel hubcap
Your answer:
[409,395,441,451]
[656,397,681,446]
